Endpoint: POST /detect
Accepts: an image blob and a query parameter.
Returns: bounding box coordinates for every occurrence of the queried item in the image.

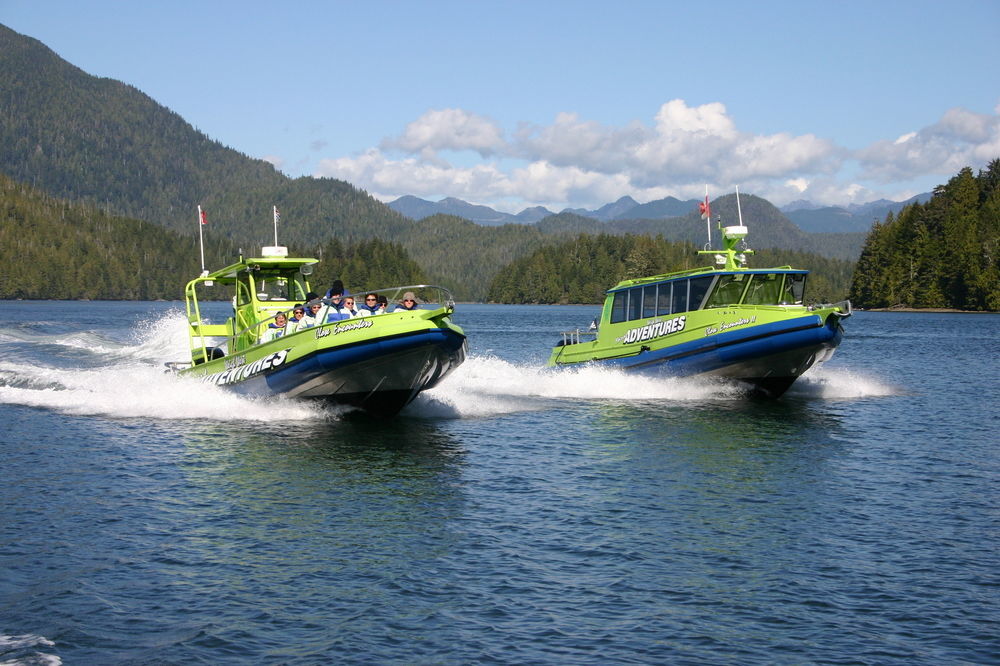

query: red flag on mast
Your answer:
[200,209,208,225]
[699,196,710,220]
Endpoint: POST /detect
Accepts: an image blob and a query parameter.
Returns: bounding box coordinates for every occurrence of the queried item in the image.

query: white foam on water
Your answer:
[0,360,324,422]
[791,364,899,399]
[0,312,329,422]
[0,634,61,666]
[411,354,746,418]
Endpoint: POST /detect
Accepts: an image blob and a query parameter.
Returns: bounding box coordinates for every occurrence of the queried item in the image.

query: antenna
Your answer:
[735,185,744,227]
[197,205,208,277]
[272,205,280,246]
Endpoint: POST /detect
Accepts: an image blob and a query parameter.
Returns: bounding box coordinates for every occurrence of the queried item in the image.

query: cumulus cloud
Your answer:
[315,100,998,210]
[380,108,505,158]
[856,106,1000,182]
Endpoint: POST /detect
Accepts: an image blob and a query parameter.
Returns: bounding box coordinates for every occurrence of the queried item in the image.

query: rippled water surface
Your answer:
[1,302,997,664]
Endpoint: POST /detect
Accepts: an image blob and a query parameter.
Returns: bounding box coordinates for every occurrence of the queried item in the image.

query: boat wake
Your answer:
[0,312,895,422]
[411,356,899,418]
[412,354,750,418]
[0,633,61,666]
[0,312,328,422]
[787,365,898,400]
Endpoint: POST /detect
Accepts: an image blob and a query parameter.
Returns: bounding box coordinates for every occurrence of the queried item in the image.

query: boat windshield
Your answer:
[705,274,750,307]
[240,271,309,304]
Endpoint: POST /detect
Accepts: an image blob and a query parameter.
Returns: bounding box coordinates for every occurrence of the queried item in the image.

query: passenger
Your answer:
[342,297,360,318]
[357,293,383,317]
[377,295,389,311]
[302,301,323,327]
[262,311,288,342]
[288,305,306,331]
[394,291,420,312]
[324,279,350,300]
[324,290,351,322]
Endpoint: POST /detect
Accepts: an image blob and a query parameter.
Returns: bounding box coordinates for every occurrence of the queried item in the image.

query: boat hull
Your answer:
[554,312,844,398]
[181,312,466,417]
[232,329,467,416]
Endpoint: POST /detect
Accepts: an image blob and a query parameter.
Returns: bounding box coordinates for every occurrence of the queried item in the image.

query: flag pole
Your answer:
[700,185,712,249]
[197,205,207,276]
[273,205,279,246]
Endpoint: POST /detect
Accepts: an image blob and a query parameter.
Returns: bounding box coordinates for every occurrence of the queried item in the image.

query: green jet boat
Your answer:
[169,245,467,417]
[548,194,851,397]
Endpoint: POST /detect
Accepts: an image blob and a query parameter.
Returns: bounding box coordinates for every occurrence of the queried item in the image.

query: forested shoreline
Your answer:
[849,160,1000,311]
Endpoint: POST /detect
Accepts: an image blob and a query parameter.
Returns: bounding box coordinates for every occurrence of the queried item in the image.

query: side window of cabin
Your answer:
[705,274,748,308]
[671,279,689,314]
[687,276,714,311]
[783,274,806,304]
[743,273,784,305]
[610,291,628,323]
[657,282,672,315]
[642,286,657,318]
[628,288,643,321]
[236,275,254,307]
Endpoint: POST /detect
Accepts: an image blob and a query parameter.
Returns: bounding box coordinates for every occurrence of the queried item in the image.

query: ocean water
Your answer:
[1,301,997,665]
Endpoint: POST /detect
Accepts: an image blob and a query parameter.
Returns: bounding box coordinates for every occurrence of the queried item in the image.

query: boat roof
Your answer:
[205,255,319,281]
[608,265,808,292]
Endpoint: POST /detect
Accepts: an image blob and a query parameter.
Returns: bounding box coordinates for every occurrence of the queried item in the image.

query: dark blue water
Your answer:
[1,302,997,665]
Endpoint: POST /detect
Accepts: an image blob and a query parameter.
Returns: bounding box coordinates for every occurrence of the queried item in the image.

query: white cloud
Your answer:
[315,100,999,210]
[380,108,505,158]
[856,106,1000,182]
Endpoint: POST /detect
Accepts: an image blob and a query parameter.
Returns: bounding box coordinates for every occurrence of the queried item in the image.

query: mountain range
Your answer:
[390,192,930,233]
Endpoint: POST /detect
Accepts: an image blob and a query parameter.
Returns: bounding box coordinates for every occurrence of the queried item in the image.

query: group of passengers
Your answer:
[260,279,421,342]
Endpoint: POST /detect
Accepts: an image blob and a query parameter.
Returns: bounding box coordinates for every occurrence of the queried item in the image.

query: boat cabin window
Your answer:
[668,276,713,314]
[783,274,806,304]
[743,273,785,305]
[610,276,714,323]
[687,277,713,312]
[705,274,750,308]
[656,283,672,315]
[642,286,657,318]
[611,291,627,323]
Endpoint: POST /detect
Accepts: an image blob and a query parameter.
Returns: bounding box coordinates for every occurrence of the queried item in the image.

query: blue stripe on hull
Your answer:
[598,315,843,385]
[225,328,466,413]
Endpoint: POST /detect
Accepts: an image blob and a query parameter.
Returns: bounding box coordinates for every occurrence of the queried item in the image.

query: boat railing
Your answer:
[354,285,457,312]
[557,328,599,347]
[808,299,853,317]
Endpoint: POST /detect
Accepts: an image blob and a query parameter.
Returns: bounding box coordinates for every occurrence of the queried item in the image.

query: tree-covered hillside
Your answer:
[0,23,412,248]
[849,161,1000,310]
[0,173,235,299]
[487,234,854,304]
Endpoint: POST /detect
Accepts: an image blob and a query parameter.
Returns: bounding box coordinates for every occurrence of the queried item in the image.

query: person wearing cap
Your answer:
[288,304,306,330]
[324,279,350,300]
[393,291,420,312]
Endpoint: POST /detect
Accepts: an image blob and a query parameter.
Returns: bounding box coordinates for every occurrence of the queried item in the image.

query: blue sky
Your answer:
[4,0,999,212]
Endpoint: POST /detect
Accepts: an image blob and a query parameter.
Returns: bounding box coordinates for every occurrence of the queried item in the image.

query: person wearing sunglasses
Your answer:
[288,304,305,328]
[394,291,420,312]
[356,292,384,317]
